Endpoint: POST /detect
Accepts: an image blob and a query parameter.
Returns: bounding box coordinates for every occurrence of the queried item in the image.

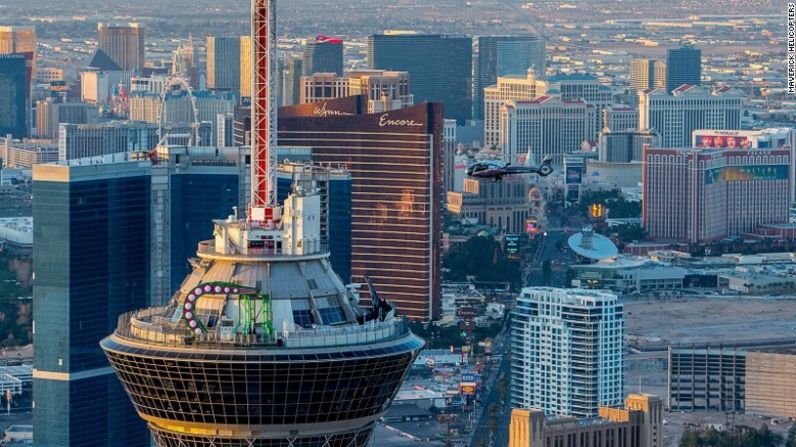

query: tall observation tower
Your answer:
[100,2,423,446]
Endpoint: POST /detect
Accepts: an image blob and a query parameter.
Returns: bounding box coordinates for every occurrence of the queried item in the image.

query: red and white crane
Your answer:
[250,0,279,223]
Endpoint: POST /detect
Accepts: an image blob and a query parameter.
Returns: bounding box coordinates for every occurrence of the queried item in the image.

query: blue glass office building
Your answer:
[475,36,545,120]
[0,54,28,138]
[368,34,472,124]
[32,162,151,447]
[168,173,240,292]
[665,45,702,93]
[303,38,344,76]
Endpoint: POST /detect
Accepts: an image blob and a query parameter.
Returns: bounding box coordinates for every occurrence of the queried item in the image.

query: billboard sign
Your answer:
[460,372,480,396]
[705,165,788,185]
[696,134,751,149]
[505,234,520,256]
[525,218,540,235]
[566,166,584,184]
[460,384,477,396]
[461,373,481,384]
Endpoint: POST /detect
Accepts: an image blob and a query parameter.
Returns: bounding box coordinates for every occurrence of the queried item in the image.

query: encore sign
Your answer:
[378,113,424,128]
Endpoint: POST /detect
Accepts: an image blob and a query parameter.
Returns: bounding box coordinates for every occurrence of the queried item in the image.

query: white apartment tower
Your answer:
[511,287,624,418]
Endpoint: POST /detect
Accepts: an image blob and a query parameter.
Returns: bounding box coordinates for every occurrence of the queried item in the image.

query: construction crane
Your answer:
[250,0,279,224]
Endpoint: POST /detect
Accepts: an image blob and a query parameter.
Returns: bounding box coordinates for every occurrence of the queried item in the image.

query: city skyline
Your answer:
[0,1,794,446]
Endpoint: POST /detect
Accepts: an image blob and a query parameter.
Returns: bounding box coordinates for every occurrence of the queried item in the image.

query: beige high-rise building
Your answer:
[207,36,240,92]
[745,350,796,419]
[510,394,663,447]
[0,26,36,61]
[300,69,412,113]
[240,36,251,100]
[629,59,665,93]
[98,23,145,71]
[483,70,548,149]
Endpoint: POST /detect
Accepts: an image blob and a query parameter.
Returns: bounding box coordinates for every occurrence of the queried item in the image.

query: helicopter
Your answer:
[466,150,554,181]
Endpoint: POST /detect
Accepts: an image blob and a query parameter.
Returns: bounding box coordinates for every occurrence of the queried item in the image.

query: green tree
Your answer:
[679,428,699,447]
[613,224,647,243]
[755,424,783,447]
[488,415,498,435]
[785,424,796,447]
[444,235,522,288]
[498,376,507,403]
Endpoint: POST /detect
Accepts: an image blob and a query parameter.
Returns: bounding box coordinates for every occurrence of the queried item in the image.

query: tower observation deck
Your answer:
[100,1,424,446]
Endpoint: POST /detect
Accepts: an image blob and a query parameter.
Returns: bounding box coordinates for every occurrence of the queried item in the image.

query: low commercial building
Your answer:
[571,257,687,292]
[0,217,32,253]
[718,265,796,295]
[586,161,643,189]
[0,138,58,169]
[668,346,745,413]
[3,425,32,443]
[597,130,656,163]
[509,394,663,447]
[394,387,448,410]
[447,176,542,234]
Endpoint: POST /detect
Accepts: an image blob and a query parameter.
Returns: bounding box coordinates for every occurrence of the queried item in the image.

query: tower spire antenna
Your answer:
[250,0,278,221]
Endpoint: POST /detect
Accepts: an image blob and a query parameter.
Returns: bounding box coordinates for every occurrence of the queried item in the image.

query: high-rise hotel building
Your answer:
[300,69,413,113]
[629,58,666,94]
[33,159,152,447]
[501,96,596,164]
[547,73,614,138]
[665,45,701,94]
[512,288,624,417]
[279,98,443,320]
[638,85,742,148]
[207,36,244,94]
[303,35,344,76]
[0,25,36,84]
[0,26,36,59]
[642,145,790,243]
[97,23,145,72]
[0,54,29,138]
[483,70,548,149]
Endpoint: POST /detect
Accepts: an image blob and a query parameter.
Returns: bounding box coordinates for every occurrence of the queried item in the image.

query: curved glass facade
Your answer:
[151,423,374,447]
[102,339,421,427]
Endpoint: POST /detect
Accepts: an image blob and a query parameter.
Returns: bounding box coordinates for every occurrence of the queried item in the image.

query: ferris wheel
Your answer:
[157,75,200,147]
